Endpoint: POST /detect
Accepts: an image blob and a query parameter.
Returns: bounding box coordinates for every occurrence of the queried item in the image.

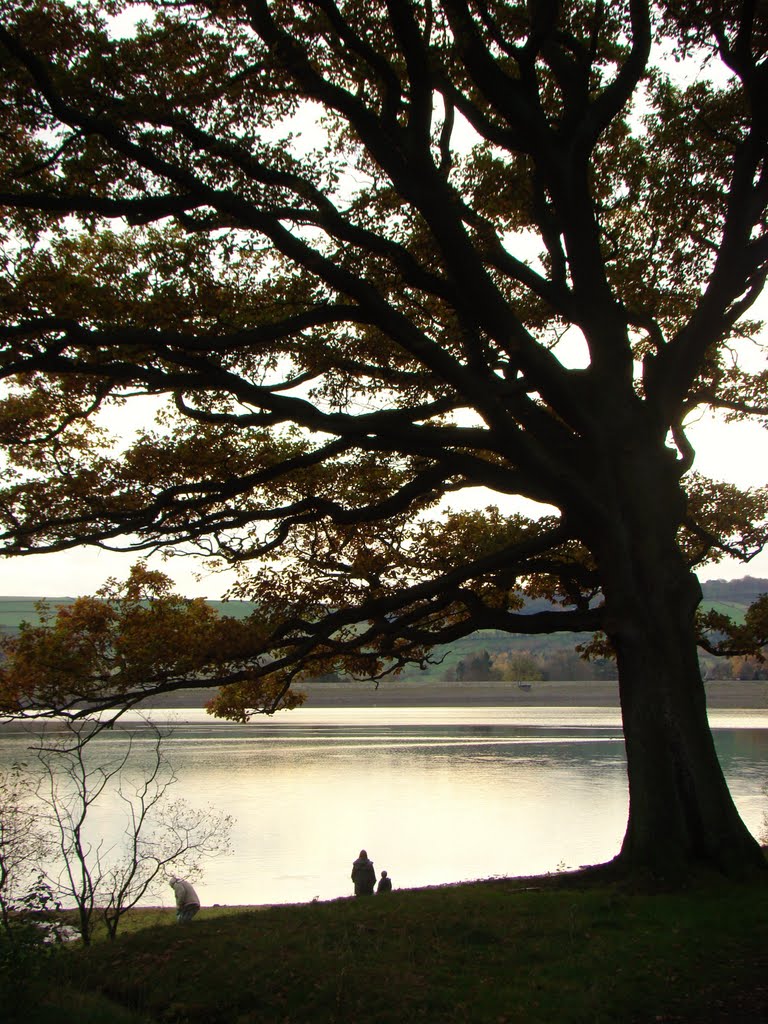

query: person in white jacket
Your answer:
[169,877,200,923]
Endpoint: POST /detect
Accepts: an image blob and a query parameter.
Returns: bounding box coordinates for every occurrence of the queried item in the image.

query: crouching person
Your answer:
[170,877,200,923]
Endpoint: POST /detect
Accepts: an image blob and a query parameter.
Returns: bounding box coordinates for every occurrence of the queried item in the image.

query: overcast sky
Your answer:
[1,406,766,599]
[2,23,764,600]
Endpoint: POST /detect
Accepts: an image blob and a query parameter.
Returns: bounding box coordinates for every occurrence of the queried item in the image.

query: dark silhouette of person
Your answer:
[376,870,392,893]
[351,849,376,896]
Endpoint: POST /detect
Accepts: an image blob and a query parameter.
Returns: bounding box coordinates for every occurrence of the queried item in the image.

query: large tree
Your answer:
[0,0,767,878]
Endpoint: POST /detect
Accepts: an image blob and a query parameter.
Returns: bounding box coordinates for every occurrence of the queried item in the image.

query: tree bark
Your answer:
[593,446,765,879]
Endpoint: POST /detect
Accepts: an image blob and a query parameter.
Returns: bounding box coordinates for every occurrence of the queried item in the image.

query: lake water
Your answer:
[1,705,766,909]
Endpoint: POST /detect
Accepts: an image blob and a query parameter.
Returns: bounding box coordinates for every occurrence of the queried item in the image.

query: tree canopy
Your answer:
[1,0,767,875]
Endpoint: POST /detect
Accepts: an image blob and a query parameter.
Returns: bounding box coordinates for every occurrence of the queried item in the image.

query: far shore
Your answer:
[138,678,768,710]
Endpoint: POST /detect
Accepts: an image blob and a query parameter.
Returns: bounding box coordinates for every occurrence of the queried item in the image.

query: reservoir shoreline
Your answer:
[141,678,768,710]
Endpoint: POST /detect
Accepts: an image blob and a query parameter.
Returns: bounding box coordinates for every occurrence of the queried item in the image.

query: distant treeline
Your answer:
[441,647,618,683]
[700,577,768,601]
[414,578,768,684]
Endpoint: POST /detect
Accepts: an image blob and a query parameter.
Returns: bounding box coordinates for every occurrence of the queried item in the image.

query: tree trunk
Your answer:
[613,589,763,878]
[592,445,765,879]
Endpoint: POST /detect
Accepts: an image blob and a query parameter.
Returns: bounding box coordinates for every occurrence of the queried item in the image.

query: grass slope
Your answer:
[12,868,768,1024]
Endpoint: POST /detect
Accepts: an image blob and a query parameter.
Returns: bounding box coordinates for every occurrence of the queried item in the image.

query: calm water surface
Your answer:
[1,705,766,908]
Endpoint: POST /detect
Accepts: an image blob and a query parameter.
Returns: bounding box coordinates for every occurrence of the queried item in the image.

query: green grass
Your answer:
[12,867,768,1024]
[0,598,260,631]
[0,596,752,634]
[699,599,749,623]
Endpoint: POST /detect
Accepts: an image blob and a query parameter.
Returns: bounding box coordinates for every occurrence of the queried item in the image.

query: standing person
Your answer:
[376,870,392,894]
[351,849,376,896]
[169,877,200,923]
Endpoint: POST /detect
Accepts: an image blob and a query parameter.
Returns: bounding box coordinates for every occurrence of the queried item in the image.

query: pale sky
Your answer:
[1,23,764,600]
[1,408,766,599]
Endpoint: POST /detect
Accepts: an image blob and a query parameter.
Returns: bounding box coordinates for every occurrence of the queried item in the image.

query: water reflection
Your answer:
[0,706,765,909]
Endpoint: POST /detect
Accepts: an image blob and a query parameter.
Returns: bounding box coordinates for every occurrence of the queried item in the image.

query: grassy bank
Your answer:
[10,867,768,1024]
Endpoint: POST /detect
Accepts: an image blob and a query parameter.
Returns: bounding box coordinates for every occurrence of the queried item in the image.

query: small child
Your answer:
[376,869,392,894]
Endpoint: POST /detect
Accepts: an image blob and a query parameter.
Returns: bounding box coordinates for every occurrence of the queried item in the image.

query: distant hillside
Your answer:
[1,576,762,635]
[1,578,764,682]
[0,597,74,635]
[0,596,259,635]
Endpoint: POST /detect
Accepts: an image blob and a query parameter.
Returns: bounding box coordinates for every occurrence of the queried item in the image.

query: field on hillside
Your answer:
[0,591,755,681]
